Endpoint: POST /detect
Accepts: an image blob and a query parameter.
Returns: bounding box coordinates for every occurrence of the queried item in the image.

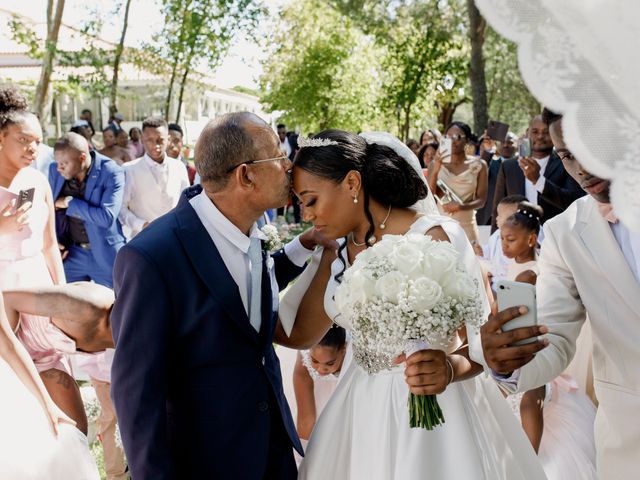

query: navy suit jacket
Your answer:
[111,185,304,479]
[49,150,126,271]
[491,152,585,230]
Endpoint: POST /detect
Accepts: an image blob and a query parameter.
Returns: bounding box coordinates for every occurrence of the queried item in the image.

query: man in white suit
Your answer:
[119,117,189,239]
[481,108,640,478]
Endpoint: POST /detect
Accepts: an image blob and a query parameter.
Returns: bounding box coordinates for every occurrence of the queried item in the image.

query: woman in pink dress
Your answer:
[0,87,87,432]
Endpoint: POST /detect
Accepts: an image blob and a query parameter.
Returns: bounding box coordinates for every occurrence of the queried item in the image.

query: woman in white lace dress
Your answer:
[280,130,545,479]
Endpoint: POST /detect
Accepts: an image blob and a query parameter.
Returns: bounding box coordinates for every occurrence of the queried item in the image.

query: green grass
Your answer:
[90,440,107,480]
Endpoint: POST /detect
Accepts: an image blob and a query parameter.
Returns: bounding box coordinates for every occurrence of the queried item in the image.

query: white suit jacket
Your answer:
[509,195,640,478]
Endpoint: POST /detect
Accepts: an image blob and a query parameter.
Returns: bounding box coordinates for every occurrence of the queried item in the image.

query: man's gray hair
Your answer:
[54,132,90,154]
[195,112,260,189]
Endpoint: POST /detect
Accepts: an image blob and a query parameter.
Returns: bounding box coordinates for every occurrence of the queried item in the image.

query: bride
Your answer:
[0,290,99,479]
[279,130,546,479]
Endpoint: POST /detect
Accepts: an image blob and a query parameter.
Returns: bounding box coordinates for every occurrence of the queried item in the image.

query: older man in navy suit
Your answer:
[111,112,328,479]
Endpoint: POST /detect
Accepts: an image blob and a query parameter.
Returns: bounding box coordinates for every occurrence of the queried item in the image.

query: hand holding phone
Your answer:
[496,280,538,345]
[439,137,452,161]
[16,188,35,209]
[518,138,531,158]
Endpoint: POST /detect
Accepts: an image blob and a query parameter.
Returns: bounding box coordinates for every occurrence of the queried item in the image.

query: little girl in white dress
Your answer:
[501,202,597,480]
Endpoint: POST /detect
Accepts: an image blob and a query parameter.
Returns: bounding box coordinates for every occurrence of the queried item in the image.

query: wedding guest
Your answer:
[116,129,130,155]
[276,123,301,222]
[491,114,584,230]
[482,108,640,478]
[498,207,597,479]
[50,132,125,288]
[119,117,189,239]
[127,127,144,159]
[406,139,419,156]
[479,194,526,289]
[109,112,124,132]
[293,325,347,442]
[417,141,438,169]
[427,121,488,242]
[99,127,130,165]
[419,128,440,145]
[477,132,517,226]
[167,122,196,184]
[80,109,96,137]
[70,120,95,149]
[0,291,99,479]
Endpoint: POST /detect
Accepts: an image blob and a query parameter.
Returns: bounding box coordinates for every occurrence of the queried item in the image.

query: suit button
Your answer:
[257,401,269,412]
[261,356,266,366]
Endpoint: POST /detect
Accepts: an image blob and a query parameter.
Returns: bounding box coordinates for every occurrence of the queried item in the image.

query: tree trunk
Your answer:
[437,98,467,131]
[402,105,412,142]
[175,62,191,124]
[466,0,488,134]
[164,60,178,121]
[109,0,133,117]
[34,0,65,129]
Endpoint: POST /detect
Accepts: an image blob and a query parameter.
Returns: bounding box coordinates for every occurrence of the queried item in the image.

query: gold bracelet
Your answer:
[445,357,454,385]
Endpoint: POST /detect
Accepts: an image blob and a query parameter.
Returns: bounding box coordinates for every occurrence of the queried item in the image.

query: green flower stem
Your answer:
[408,393,445,430]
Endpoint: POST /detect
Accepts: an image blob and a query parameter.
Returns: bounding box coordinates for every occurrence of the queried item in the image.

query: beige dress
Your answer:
[437,157,483,242]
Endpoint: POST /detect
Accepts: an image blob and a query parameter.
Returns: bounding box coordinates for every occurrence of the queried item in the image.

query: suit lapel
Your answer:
[509,160,525,195]
[52,170,65,199]
[84,153,101,200]
[577,199,640,312]
[543,154,562,182]
[174,201,259,346]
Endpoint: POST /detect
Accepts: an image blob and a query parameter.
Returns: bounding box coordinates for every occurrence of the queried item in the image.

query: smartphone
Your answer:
[518,138,531,158]
[486,120,510,143]
[439,137,452,161]
[495,280,538,346]
[16,188,35,209]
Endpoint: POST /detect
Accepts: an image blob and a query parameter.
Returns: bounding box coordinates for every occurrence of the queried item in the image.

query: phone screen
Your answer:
[439,138,452,161]
[16,188,35,209]
[518,138,531,158]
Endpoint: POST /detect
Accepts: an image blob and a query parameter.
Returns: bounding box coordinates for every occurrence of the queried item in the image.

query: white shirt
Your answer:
[189,191,311,316]
[482,229,514,288]
[610,221,640,283]
[524,155,549,205]
[119,153,190,238]
[281,137,292,157]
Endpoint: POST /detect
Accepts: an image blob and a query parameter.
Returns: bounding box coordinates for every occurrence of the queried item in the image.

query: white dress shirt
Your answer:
[524,155,549,205]
[281,137,292,157]
[119,153,190,238]
[189,191,311,316]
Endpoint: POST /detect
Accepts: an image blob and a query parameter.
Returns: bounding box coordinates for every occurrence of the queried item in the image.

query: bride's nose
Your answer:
[302,207,314,223]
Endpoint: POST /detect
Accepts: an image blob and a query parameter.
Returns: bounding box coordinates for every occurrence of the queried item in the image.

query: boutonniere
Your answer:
[261,224,283,253]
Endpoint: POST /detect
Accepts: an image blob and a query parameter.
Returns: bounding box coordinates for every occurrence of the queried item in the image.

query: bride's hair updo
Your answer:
[0,87,31,132]
[294,128,428,229]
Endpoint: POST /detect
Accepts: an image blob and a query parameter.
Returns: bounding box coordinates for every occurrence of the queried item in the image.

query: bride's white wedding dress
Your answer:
[282,215,546,480]
[0,357,99,479]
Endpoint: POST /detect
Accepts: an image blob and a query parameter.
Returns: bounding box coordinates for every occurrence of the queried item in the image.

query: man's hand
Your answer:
[518,157,541,183]
[0,200,31,234]
[54,196,72,210]
[481,306,549,375]
[298,227,339,252]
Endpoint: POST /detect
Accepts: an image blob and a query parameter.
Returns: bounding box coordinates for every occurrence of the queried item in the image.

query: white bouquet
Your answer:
[334,233,484,429]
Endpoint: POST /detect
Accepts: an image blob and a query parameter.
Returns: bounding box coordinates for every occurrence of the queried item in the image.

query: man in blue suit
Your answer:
[50,132,125,288]
[111,112,327,479]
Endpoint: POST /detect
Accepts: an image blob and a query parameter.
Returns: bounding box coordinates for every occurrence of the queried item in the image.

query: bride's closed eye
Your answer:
[304,198,317,207]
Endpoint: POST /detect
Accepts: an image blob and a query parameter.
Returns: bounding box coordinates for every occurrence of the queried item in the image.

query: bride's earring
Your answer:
[352,192,359,204]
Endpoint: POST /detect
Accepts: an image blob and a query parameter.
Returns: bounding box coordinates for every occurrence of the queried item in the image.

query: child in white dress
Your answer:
[502,202,597,480]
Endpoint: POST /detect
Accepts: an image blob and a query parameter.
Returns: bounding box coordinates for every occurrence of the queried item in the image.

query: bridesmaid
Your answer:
[427,121,488,242]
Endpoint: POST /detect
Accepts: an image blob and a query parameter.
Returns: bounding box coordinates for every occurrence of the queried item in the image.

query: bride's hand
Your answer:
[44,400,76,437]
[401,349,451,395]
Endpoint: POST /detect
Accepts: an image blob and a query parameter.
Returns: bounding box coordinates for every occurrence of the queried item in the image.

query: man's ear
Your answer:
[237,164,256,190]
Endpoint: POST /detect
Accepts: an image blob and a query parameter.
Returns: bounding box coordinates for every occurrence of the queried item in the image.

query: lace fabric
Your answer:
[475,0,640,232]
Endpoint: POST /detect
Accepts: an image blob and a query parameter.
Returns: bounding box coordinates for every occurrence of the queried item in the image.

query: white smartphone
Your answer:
[495,280,538,345]
[439,137,452,161]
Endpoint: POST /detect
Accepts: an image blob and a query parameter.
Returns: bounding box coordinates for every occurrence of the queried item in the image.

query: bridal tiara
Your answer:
[297,136,339,148]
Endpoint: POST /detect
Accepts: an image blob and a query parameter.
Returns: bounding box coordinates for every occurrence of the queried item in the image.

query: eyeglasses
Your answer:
[444,134,466,141]
[226,155,289,173]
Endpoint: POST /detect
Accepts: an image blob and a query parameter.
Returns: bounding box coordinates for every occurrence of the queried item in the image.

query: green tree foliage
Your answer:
[484,26,541,134]
[156,0,263,122]
[260,0,382,133]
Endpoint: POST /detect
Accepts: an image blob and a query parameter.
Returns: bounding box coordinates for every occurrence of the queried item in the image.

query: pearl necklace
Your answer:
[350,205,392,247]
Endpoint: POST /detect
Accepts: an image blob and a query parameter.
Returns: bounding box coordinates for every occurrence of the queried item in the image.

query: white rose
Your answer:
[371,236,397,258]
[421,242,459,282]
[442,271,476,299]
[407,277,443,312]
[391,242,423,275]
[375,271,407,303]
[352,270,376,300]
